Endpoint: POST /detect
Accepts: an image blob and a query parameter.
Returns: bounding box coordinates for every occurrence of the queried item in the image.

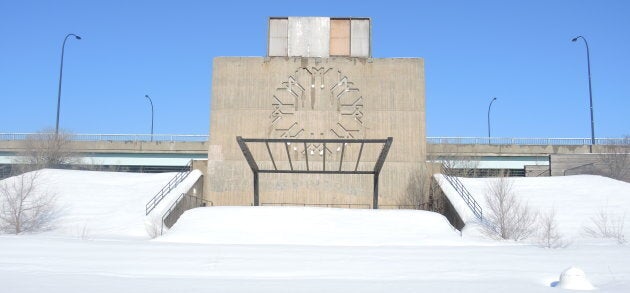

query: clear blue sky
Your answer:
[1,0,628,138]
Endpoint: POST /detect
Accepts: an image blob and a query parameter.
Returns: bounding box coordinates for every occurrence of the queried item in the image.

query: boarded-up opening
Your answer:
[268,18,288,56]
[351,19,370,57]
[330,19,350,56]
[267,17,370,58]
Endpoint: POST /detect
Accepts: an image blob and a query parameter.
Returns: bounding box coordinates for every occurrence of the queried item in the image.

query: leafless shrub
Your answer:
[144,215,163,238]
[483,176,537,241]
[440,155,481,178]
[537,208,568,248]
[583,206,626,244]
[14,129,79,172]
[403,164,440,210]
[76,223,91,240]
[598,136,630,182]
[0,171,59,234]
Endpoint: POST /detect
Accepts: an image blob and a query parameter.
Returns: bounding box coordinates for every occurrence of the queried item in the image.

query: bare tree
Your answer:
[0,171,59,234]
[598,136,630,182]
[583,206,626,245]
[440,155,481,177]
[14,129,78,171]
[483,175,537,241]
[403,164,441,210]
[537,208,568,248]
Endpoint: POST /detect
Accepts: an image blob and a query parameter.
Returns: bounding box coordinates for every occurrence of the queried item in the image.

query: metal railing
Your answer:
[563,163,596,176]
[427,137,629,145]
[161,193,213,235]
[0,133,208,142]
[145,160,193,215]
[440,166,483,221]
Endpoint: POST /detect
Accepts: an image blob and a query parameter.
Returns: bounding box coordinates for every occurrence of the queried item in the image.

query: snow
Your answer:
[157,206,464,246]
[554,266,596,290]
[1,170,630,292]
[436,174,630,242]
[0,169,201,239]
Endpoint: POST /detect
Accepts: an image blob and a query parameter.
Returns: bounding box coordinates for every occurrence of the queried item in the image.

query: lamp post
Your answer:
[487,97,497,143]
[572,36,595,148]
[55,33,82,137]
[144,95,154,141]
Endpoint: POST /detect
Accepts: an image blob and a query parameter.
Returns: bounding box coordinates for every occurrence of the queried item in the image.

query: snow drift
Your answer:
[157,206,463,246]
[0,169,201,239]
[437,174,630,242]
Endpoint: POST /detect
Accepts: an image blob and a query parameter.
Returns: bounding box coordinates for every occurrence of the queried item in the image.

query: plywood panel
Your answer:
[351,19,370,57]
[288,17,330,57]
[268,18,288,56]
[330,19,350,56]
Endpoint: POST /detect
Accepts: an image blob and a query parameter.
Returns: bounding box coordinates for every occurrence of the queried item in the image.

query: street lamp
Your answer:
[572,36,596,148]
[55,33,82,137]
[144,95,154,141]
[487,97,497,142]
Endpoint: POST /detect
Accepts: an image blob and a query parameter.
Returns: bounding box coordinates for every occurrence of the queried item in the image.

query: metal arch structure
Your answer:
[236,137,393,209]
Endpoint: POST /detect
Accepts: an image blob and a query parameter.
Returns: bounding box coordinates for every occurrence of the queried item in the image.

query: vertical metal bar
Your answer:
[254,172,259,206]
[285,142,293,170]
[338,142,345,171]
[265,141,277,170]
[303,142,309,171]
[323,143,326,171]
[355,142,364,171]
[373,173,379,209]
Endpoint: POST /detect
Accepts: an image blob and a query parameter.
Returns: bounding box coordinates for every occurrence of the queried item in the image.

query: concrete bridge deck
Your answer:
[1,134,627,180]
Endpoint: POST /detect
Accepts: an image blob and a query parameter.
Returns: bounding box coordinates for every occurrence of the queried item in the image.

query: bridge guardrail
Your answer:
[426,137,629,145]
[0,133,208,142]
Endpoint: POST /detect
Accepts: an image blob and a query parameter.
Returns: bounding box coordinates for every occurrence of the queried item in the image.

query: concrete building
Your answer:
[206,17,426,207]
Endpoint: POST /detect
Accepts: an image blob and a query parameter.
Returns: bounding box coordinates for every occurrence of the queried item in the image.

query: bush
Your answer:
[483,176,537,241]
[0,171,59,234]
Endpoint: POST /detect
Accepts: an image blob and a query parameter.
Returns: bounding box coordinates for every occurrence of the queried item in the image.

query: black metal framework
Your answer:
[236,137,393,209]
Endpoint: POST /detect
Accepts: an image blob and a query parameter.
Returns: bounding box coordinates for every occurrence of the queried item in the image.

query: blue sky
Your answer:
[1,0,628,138]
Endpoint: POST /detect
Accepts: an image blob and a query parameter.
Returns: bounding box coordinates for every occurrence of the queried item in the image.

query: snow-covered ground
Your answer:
[437,174,630,242]
[1,170,629,292]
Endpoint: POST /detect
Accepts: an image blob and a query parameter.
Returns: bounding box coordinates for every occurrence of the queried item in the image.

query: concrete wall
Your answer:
[207,57,425,207]
[0,140,207,154]
[525,164,550,177]
[427,143,613,156]
[551,153,630,182]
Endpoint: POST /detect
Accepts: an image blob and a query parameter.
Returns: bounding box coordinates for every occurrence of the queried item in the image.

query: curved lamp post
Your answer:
[487,97,497,143]
[572,36,595,147]
[144,95,154,141]
[55,33,82,136]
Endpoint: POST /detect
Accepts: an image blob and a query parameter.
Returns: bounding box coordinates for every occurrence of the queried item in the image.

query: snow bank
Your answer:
[437,174,630,242]
[157,206,464,246]
[0,169,200,239]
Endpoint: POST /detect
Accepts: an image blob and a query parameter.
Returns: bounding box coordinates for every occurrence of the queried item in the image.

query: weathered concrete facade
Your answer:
[207,57,425,207]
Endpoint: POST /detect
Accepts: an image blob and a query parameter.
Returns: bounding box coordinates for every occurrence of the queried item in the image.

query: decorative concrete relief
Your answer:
[269,67,365,142]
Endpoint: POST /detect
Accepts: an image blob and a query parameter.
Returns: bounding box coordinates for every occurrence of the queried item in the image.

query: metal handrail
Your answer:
[440,166,483,221]
[145,160,193,215]
[563,162,595,176]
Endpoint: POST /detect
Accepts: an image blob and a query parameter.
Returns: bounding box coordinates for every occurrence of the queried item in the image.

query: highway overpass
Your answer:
[1,133,628,180]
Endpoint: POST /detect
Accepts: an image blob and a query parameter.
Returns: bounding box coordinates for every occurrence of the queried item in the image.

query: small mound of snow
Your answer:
[553,266,596,290]
[156,206,463,246]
